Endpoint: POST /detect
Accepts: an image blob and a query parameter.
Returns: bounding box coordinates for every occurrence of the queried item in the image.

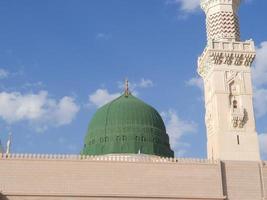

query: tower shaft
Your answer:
[202,0,241,41]
[198,0,260,161]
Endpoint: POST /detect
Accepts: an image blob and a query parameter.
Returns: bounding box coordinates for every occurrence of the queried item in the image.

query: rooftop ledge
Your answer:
[0,153,219,164]
[1,153,265,165]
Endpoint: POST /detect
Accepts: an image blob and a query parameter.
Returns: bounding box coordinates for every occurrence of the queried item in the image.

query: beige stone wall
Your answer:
[0,155,266,200]
[221,161,263,200]
[263,163,267,199]
[0,155,224,200]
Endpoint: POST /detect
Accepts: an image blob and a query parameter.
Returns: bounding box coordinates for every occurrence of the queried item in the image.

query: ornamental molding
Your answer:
[0,193,227,200]
[206,11,240,41]
[201,0,240,13]
[198,40,255,77]
[205,109,215,135]
[231,107,247,128]
[0,153,218,164]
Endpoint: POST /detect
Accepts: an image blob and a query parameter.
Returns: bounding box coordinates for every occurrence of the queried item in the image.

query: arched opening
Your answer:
[233,100,238,109]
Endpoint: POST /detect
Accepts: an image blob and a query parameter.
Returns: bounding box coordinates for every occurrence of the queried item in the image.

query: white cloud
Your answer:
[0,91,80,130]
[177,0,200,12]
[117,78,154,92]
[96,33,112,40]
[186,76,204,102]
[253,88,267,118]
[161,109,197,156]
[259,133,267,158]
[167,0,200,13]
[52,96,80,126]
[139,78,154,88]
[0,69,9,79]
[89,89,120,108]
[168,0,251,14]
[252,41,267,87]
[89,79,153,108]
[252,41,267,118]
[22,81,44,89]
[186,76,203,91]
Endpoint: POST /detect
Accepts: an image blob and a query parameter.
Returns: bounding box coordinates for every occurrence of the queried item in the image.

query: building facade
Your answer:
[0,0,266,200]
[0,154,266,200]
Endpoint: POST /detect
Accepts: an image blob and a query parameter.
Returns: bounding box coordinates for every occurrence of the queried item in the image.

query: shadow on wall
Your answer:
[0,194,9,200]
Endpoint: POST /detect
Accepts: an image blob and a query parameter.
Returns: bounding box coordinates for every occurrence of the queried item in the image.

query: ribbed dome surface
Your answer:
[82,94,174,157]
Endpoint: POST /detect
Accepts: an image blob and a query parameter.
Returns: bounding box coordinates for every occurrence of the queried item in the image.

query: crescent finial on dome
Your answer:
[124,78,130,97]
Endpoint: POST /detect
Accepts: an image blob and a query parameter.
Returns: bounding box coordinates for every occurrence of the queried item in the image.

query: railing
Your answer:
[198,40,255,63]
[0,153,217,164]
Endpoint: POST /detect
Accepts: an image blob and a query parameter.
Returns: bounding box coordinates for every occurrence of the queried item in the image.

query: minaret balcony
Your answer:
[198,40,256,77]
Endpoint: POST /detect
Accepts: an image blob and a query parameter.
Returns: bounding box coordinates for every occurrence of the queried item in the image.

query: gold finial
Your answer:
[124,78,130,96]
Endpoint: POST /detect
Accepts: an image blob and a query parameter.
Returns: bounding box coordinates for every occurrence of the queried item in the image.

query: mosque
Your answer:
[0,0,267,200]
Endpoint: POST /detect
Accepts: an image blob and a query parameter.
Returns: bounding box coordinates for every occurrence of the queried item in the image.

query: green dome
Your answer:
[82,93,174,157]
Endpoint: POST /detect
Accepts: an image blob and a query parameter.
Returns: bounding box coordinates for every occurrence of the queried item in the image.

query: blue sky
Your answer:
[0,0,266,159]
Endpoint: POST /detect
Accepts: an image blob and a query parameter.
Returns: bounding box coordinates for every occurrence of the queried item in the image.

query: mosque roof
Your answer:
[82,90,174,157]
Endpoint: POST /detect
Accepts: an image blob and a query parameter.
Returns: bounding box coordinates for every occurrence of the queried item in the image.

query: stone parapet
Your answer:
[0,153,217,164]
[1,156,265,200]
[198,40,255,77]
[0,155,224,200]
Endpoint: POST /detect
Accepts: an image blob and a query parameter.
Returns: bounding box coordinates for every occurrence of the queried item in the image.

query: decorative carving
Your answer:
[205,110,214,135]
[234,54,244,65]
[226,71,238,82]
[209,51,254,66]
[227,76,247,128]
[227,74,242,94]
[201,0,241,13]
[198,40,256,78]
[231,107,247,128]
[206,11,240,41]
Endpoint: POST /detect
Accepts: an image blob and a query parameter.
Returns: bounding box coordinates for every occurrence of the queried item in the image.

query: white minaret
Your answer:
[198,0,260,161]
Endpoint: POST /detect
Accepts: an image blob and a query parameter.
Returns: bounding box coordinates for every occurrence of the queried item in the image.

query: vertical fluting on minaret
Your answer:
[201,0,241,42]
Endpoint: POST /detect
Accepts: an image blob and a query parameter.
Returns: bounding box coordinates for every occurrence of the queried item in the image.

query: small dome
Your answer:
[82,94,174,157]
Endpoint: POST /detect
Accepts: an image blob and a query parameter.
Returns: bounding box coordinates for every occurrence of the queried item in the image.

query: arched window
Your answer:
[141,136,146,142]
[233,100,238,109]
[116,136,121,142]
[153,138,159,143]
[104,137,109,142]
